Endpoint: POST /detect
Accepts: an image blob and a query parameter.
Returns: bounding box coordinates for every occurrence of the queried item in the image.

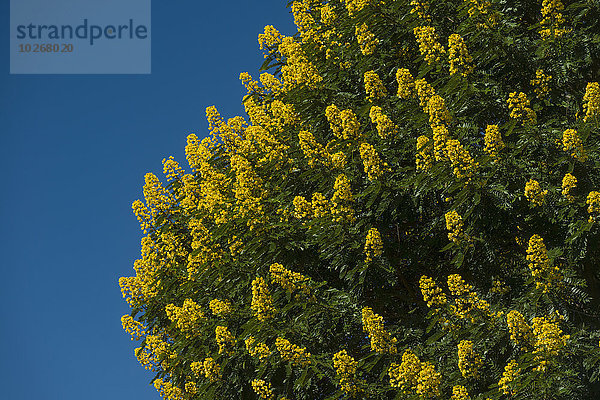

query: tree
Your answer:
[119,1,600,399]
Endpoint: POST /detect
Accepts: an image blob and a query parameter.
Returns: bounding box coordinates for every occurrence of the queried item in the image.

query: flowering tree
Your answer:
[119,1,600,399]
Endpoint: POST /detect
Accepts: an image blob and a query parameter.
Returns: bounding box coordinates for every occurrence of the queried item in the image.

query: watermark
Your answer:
[10,0,151,74]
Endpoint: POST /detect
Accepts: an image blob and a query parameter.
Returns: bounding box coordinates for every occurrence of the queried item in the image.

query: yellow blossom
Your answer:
[451,385,470,400]
[245,336,271,361]
[531,69,552,99]
[507,92,536,124]
[457,340,483,379]
[507,310,533,346]
[356,23,377,55]
[526,234,561,292]
[209,299,232,317]
[364,70,387,100]
[416,135,433,172]
[275,337,311,367]
[587,191,600,222]
[524,179,547,206]
[413,26,445,65]
[369,106,397,139]
[583,82,600,122]
[251,277,276,321]
[484,124,504,159]
[215,325,235,355]
[252,379,274,400]
[562,173,577,201]
[396,68,414,99]
[448,34,473,76]
[561,129,587,161]
[359,142,385,181]
[364,228,383,263]
[165,299,205,336]
[362,307,397,354]
[333,350,361,397]
[270,263,310,297]
[498,359,520,395]
[445,210,465,243]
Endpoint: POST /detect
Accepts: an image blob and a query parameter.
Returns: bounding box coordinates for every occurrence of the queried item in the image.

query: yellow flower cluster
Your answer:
[245,336,271,361]
[526,234,561,292]
[359,143,386,181]
[457,340,483,379]
[209,299,232,317]
[445,139,478,182]
[260,72,283,95]
[410,0,431,22]
[484,124,504,159]
[446,274,494,323]
[356,23,377,55]
[396,68,414,99]
[531,69,552,99]
[162,156,184,182]
[445,210,465,243]
[364,228,383,263]
[419,275,448,308]
[507,310,533,346]
[561,173,577,201]
[332,350,361,397]
[498,359,520,395]
[361,307,397,353]
[587,191,600,222]
[295,195,312,218]
[344,0,372,16]
[451,385,470,400]
[507,92,536,125]
[230,154,265,227]
[165,299,205,335]
[291,1,316,43]
[389,349,441,398]
[270,100,299,131]
[275,337,312,367]
[215,325,235,355]
[432,125,449,161]
[326,104,361,140]
[369,106,397,139]
[426,95,451,127]
[364,70,387,100]
[330,152,347,169]
[121,314,146,341]
[279,36,322,90]
[135,334,174,371]
[524,179,547,207]
[270,263,310,296]
[465,0,497,28]
[153,379,184,400]
[142,172,175,219]
[416,135,433,172]
[413,26,446,65]
[312,192,331,217]
[251,277,276,321]
[531,316,570,370]
[539,0,568,40]
[258,25,283,53]
[202,357,221,382]
[489,279,510,295]
[448,34,473,76]
[321,3,337,25]
[415,78,436,109]
[331,174,355,222]
[298,130,330,168]
[240,72,261,95]
[251,379,274,400]
[562,129,587,161]
[583,82,600,122]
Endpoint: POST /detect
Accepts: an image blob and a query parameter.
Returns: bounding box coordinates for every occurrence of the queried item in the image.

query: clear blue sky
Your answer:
[0,2,295,399]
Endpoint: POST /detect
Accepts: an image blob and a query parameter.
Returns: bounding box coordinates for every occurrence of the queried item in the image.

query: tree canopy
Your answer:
[119,1,600,399]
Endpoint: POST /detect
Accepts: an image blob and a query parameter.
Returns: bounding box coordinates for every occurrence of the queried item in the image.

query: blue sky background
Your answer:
[0,2,295,399]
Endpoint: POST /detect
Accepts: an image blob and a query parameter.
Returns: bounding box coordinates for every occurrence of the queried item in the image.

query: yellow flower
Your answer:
[413,26,446,64]
[251,379,274,400]
[484,124,504,160]
[445,210,465,243]
[561,173,577,201]
[507,310,533,346]
[526,234,561,292]
[293,195,312,219]
[498,359,520,395]
[165,299,205,336]
[539,0,568,39]
[121,314,146,341]
[359,143,385,181]
[209,299,232,317]
[215,325,235,355]
[369,106,397,139]
[561,129,587,161]
[410,0,431,22]
[364,228,383,263]
[270,263,310,297]
[364,70,387,100]
[275,337,311,367]
[362,307,397,354]
[457,340,483,379]
[531,69,552,99]
[202,357,221,382]
[587,191,600,222]
[251,277,276,321]
[524,179,547,206]
[583,82,600,122]
[396,68,414,99]
[419,275,447,308]
[507,92,536,124]
[451,385,470,400]
[356,23,377,55]
[448,34,473,76]
[258,25,283,51]
[333,350,361,396]
[245,336,271,361]
[416,135,433,172]
[445,139,478,182]
[426,94,451,127]
[388,349,421,390]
